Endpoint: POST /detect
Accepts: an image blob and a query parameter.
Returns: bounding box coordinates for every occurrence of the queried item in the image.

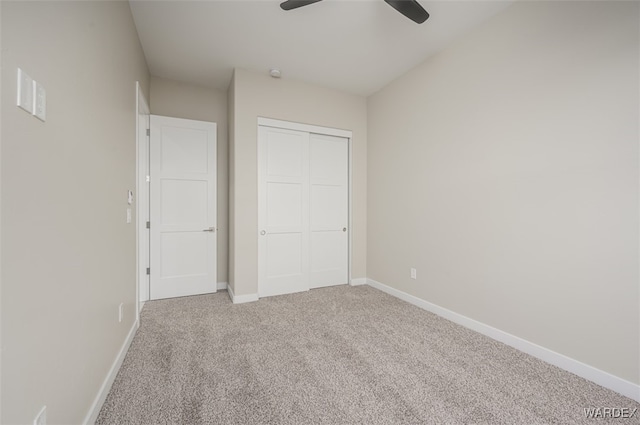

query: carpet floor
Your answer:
[96,285,638,424]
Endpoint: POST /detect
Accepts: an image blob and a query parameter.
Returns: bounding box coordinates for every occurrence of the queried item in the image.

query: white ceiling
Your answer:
[129,0,513,96]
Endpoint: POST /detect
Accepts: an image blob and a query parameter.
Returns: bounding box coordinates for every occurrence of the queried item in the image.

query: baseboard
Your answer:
[227,284,259,304]
[217,281,228,291]
[83,319,139,424]
[366,278,640,402]
[349,277,367,286]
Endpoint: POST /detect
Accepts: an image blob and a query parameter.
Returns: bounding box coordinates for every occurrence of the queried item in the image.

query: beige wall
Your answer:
[150,77,229,284]
[230,68,367,296]
[1,1,149,423]
[367,1,639,384]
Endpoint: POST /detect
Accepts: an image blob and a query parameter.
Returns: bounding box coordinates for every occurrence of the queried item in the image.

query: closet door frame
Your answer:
[257,117,353,297]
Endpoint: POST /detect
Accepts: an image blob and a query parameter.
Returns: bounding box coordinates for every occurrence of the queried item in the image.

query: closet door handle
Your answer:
[260,230,267,236]
[203,227,216,232]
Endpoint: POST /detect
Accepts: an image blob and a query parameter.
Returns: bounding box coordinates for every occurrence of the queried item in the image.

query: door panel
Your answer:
[150,115,217,300]
[160,179,208,225]
[160,127,209,174]
[309,133,349,288]
[259,127,309,297]
[267,183,302,228]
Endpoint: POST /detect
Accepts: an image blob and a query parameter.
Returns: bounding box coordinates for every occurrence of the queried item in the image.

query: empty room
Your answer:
[1,0,639,424]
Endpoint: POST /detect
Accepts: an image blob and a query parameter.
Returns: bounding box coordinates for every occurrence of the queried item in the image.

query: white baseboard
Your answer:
[83,319,139,424]
[227,284,259,304]
[366,278,640,402]
[217,281,228,291]
[349,278,367,286]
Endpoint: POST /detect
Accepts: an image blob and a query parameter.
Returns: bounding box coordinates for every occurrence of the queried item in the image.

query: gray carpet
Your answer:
[97,285,638,424]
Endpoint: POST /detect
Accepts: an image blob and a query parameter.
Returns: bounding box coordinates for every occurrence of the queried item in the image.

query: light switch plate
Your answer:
[33,80,46,122]
[17,68,34,114]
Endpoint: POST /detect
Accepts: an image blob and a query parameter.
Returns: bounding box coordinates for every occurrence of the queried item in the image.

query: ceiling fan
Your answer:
[280,0,430,24]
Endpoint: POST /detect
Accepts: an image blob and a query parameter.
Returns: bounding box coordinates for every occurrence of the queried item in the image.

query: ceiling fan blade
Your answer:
[280,0,324,11]
[384,0,430,24]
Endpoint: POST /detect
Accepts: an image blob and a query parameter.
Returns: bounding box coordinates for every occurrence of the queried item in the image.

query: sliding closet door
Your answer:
[309,133,349,288]
[258,126,310,297]
[258,125,349,298]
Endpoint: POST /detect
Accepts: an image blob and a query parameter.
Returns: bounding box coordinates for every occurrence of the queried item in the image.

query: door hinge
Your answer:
[146,128,150,137]
[146,267,150,275]
[146,221,150,229]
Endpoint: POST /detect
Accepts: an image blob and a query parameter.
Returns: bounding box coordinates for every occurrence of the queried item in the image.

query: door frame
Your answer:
[135,81,150,318]
[256,117,353,295]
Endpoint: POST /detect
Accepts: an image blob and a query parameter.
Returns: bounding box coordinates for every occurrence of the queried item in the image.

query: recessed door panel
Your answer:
[311,232,347,273]
[161,127,209,174]
[160,179,208,226]
[160,232,208,278]
[267,131,304,178]
[266,233,303,278]
[267,183,302,228]
[311,184,347,229]
[310,138,348,181]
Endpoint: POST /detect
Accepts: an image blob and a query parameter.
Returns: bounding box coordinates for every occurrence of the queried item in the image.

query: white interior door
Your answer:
[150,115,217,300]
[258,126,309,297]
[258,124,349,298]
[309,133,349,288]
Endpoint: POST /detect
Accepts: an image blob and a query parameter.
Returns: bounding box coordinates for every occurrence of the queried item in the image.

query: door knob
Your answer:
[343,227,347,232]
[260,230,267,236]
[202,227,216,232]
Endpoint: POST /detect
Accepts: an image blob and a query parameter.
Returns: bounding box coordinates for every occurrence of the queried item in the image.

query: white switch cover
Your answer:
[118,303,124,323]
[126,208,132,224]
[17,68,34,114]
[410,268,417,280]
[33,80,46,121]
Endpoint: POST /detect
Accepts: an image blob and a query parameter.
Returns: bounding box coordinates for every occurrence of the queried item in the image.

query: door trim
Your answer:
[258,117,352,139]
[135,81,150,320]
[256,117,353,296]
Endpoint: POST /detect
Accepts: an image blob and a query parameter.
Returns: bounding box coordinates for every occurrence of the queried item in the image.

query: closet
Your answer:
[258,120,350,297]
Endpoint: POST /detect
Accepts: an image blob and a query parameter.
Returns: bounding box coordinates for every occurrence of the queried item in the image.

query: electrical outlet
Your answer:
[118,303,123,323]
[34,406,46,425]
[410,268,417,280]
